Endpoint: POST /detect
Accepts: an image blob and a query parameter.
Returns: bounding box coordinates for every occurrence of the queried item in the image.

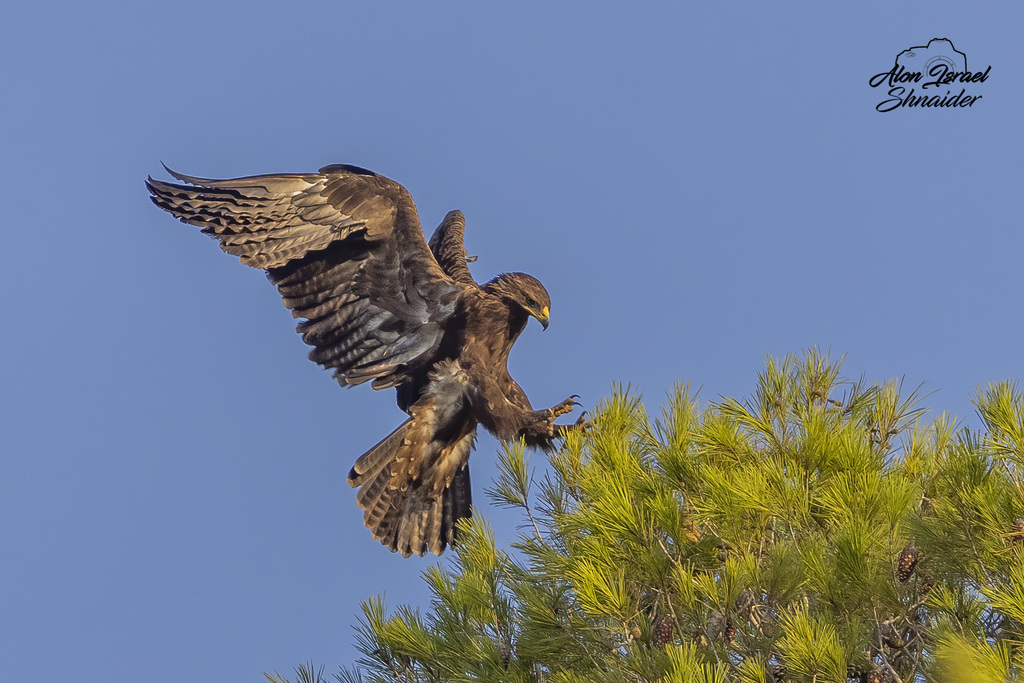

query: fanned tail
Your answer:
[348,418,474,557]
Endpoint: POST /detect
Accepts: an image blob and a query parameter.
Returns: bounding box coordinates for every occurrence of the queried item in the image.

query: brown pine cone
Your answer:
[653,614,674,648]
[724,616,736,642]
[897,544,921,583]
[1012,518,1024,545]
[735,588,756,615]
[706,609,727,640]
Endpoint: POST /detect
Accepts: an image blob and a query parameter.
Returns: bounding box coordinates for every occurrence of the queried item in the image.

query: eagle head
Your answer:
[486,272,551,329]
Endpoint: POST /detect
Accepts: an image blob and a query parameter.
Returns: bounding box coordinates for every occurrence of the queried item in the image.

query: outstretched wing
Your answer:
[428,210,478,287]
[147,164,465,389]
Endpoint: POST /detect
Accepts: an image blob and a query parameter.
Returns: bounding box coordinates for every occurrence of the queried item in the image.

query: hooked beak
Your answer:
[536,305,550,330]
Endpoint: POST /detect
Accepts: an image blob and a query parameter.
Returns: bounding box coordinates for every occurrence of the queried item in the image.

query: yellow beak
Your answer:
[537,305,550,330]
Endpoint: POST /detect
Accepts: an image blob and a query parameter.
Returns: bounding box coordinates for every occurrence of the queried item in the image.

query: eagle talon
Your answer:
[547,395,580,420]
[542,397,585,438]
[552,412,591,438]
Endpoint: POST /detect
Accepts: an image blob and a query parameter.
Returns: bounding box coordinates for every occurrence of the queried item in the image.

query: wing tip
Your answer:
[159,162,208,186]
[443,209,465,224]
[318,163,379,177]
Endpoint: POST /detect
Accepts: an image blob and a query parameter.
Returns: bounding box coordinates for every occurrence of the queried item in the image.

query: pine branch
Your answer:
[329,350,1024,682]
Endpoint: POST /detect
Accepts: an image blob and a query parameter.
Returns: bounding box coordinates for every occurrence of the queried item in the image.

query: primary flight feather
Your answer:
[147,163,580,557]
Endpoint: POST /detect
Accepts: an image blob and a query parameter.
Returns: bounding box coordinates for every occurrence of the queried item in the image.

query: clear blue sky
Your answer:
[2,2,1021,680]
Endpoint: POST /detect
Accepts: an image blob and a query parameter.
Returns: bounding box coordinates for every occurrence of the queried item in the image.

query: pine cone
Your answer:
[919,576,937,598]
[735,588,756,616]
[866,669,884,683]
[1012,518,1024,545]
[654,614,674,648]
[897,544,920,583]
[706,608,727,640]
[769,664,788,682]
[724,616,736,642]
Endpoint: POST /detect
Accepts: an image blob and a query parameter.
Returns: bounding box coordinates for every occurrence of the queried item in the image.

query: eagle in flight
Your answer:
[147,164,580,557]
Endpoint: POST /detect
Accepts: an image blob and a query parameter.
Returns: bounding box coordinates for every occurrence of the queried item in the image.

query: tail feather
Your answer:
[377,512,400,553]
[396,499,429,556]
[348,420,474,557]
[363,482,396,532]
[355,467,391,511]
[349,420,411,487]
[445,465,472,540]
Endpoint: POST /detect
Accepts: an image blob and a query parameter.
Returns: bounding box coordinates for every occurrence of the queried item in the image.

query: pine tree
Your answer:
[270,350,1024,683]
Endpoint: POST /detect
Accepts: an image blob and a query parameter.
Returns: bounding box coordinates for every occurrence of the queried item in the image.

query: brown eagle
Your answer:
[147,164,580,557]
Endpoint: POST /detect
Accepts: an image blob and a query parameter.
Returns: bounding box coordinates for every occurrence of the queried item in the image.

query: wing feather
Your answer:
[147,164,466,388]
[428,210,478,287]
